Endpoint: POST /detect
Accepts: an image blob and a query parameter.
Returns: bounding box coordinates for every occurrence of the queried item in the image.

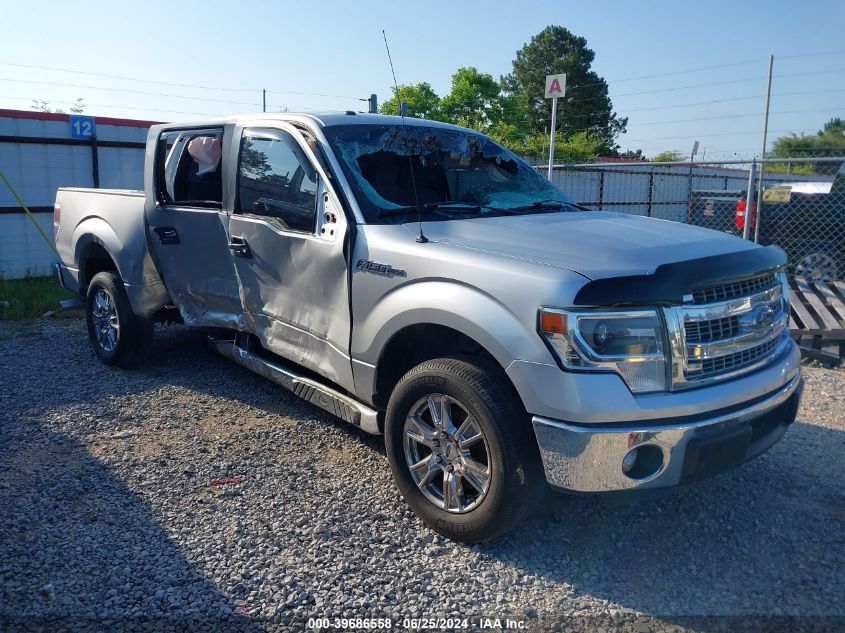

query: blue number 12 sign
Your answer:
[69,115,96,140]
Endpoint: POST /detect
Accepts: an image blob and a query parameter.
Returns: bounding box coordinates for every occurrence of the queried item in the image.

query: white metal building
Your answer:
[0,108,154,279]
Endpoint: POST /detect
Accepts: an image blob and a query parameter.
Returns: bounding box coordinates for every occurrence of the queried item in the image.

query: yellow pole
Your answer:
[0,168,57,253]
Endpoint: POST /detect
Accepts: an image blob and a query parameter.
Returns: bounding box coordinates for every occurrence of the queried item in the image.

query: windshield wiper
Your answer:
[378,201,493,218]
[502,199,589,214]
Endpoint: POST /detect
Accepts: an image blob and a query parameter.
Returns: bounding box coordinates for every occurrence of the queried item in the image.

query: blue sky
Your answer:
[1,0,844,159]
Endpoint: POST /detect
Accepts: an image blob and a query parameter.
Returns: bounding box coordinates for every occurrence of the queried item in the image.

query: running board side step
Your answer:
[210,338,381,435]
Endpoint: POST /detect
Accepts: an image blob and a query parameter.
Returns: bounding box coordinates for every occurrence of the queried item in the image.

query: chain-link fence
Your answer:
[754,158,845,282]
[547,155,845,281]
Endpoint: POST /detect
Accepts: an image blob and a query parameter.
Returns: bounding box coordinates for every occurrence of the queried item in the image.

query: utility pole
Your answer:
[262,89,266,113]
[359,94,378,113]
[743,159,757,241]
[754,55,774,243]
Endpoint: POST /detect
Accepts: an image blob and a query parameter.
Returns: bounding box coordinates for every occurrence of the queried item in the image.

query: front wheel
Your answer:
[85,271,152,367]
[385,357,545,543]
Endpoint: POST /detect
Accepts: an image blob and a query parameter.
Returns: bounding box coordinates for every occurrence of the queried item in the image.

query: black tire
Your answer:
[385,357,545,543]
[85,271,153,367]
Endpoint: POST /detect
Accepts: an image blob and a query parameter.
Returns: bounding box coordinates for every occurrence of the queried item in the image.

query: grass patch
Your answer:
[0,276,80,320]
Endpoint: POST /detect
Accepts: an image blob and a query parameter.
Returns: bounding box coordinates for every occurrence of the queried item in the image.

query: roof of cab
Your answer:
[303,112,465,131]
[155,111,470,133]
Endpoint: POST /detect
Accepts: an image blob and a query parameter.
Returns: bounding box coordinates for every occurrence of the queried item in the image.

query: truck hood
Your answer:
[402,211,760,281]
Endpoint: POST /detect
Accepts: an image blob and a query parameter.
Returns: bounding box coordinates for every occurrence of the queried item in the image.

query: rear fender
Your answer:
[73,216,168,317]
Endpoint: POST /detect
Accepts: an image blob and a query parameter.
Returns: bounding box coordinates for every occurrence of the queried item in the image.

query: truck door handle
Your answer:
[153,226,180,245]
[228,237,251,258]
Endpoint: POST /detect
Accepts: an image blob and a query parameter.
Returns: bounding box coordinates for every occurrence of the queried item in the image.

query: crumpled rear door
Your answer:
[144,125,244,328]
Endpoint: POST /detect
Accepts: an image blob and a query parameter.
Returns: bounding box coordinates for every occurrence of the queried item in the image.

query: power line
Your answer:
[777,66,845,80]
[0,61,362,100]
[0,94,219,117]
[0,93,344,118]
[627,107,842,127]
[568,68,845,104]
[567,58,767,92]
[567,76,766,103]
[779,48,845,60]
[621,128,819,143]
[567,48,845,92]
[0,62,257,92]
[621,87,845,113]
[0,77,263,107]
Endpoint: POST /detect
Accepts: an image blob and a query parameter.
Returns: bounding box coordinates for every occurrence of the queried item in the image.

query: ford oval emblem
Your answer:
[741,304,777,331]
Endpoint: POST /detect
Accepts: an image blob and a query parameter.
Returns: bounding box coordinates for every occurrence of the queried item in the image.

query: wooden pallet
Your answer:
[789,277,845,366]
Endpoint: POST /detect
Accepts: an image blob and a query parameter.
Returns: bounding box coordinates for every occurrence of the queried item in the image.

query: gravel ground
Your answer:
[1,318,843,632]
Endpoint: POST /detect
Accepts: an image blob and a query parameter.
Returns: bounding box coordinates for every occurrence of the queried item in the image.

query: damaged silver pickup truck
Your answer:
[54,113,802,542]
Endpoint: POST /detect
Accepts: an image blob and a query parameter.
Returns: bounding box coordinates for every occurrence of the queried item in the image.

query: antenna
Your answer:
[382,29,427,243]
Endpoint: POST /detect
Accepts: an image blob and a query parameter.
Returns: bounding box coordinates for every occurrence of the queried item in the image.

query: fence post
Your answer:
[687,161,694,204]
[646,169,654,217]
[90,137,100,188]
[742,159,756,241]
[598,171,604,211]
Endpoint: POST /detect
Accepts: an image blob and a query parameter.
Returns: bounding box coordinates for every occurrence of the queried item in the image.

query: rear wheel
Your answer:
[385,357,544,543]
[85,271,152,367]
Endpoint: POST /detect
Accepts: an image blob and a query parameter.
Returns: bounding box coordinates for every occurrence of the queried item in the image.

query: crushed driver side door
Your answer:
[226,123,354,392]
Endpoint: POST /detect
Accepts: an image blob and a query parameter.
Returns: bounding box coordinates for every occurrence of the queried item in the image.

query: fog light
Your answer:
[621,444,665,480]
[621,448,638,474]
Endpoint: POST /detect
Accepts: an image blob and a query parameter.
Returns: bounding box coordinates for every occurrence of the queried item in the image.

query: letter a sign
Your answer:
[544,73,566,99]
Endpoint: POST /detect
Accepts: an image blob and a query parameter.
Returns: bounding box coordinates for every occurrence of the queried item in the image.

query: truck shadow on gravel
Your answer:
[3,321,842,623]
[0,418,264,631]
[132,325,843,618]
[485,418,845,617]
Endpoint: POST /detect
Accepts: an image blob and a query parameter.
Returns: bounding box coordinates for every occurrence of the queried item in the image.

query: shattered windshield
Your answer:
[322,123,572,223]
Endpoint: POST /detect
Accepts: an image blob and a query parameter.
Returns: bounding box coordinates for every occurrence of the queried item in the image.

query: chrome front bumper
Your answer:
[532,373,803,493]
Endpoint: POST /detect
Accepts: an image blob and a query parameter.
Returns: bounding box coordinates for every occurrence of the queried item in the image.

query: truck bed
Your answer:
[55,187,169,316]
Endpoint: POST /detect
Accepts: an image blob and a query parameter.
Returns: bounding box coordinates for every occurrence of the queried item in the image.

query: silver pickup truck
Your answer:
[54,113,802,542]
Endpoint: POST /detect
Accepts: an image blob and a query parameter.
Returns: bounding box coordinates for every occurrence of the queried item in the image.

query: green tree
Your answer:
[379,83,443,120]
[501,26,627,154]
[439,67,502,131]
[31,97,85,114]
[487,126,603,163]
[769,118,845,174]
[618,149,646,160]
[651,150,686,162]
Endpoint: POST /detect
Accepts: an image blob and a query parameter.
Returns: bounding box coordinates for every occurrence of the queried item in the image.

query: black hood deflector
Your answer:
[573,245,787,307]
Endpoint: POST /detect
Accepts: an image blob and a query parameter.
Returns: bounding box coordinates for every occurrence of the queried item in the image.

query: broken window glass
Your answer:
[322,124,571,223]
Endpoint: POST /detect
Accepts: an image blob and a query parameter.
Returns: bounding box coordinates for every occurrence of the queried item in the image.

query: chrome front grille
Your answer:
[667,274,789,389]
[684,315,741,343]
[685,336,779,380]
[690,273,778,304]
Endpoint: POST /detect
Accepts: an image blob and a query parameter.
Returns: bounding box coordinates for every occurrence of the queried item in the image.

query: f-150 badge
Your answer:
[355,259,406,277]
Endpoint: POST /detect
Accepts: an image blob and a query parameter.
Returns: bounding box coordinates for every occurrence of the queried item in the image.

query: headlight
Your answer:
[539,308,668,393]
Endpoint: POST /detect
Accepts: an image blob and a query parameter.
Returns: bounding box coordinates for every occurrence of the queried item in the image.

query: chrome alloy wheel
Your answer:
[91,288,119,352]
[403,394,492,513]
